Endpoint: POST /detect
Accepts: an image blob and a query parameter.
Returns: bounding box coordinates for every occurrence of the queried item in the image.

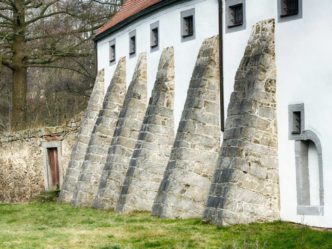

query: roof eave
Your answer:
[94,0,191,43]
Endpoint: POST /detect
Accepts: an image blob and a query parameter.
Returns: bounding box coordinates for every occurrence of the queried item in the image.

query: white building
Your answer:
[94,0,332,228]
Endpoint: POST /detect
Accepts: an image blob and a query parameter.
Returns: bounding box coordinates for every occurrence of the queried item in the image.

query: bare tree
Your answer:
[0,0,122,130]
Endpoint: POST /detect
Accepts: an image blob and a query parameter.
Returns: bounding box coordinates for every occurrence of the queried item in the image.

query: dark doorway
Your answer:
[47,147,60,188]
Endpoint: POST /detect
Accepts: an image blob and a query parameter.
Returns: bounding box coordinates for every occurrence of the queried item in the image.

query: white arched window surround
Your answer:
[289,104,324,216]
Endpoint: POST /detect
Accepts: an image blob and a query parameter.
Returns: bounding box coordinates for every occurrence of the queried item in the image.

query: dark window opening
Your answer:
[129,35,136,55]
[182,15,194,38]
[151,27,159,48]
[292,111,301,134]
[281,0,299,17]
[110,44,116,63]
[228,3,243,28]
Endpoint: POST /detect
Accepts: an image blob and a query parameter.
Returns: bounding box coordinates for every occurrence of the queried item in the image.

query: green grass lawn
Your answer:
[0,202,331,249]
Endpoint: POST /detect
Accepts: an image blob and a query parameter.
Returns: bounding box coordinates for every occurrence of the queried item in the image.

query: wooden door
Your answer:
[47,148,59,188]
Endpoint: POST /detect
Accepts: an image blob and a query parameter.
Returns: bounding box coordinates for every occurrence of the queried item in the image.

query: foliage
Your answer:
[0,0,122,130]
[0,0,121,75]
[0,202,331,249]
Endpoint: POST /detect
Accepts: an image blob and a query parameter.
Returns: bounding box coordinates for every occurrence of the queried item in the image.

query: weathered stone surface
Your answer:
[72,59,127,206]
[203,19,279,226]
[0,116,82,202]
[59,70,105,203]
[93,53,148,210]
[152,37,220,218]
[116,47,175,213]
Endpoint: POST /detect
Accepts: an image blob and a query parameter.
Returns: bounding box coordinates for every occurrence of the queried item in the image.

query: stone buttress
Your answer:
[59,70,105,203]
[116,47,175,213]
[203,19,279,226]
[93,53,147,210]
[72,58,126,206]
[152,36,221,218]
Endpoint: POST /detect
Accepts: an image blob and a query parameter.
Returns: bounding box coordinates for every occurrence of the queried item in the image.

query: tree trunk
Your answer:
[11,0,27,131]
[11,66,27,131]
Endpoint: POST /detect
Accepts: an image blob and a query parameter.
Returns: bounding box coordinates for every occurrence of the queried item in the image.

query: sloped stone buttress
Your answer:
[72,58,127,207]
[203,19,279,226]
[152,36,221,218]
[93,53,148,210]
[59,70,105,203]
[116,47,175,213]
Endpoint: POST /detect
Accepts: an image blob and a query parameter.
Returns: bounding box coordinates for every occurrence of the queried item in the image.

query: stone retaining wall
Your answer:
[0,117,81,202]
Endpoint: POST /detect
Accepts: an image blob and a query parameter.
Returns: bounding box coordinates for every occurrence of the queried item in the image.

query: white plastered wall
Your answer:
[97,0,219,129]
[276,0,332,228]
[222,0,332,228]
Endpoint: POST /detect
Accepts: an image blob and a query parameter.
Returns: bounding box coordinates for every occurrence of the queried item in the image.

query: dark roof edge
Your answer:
[94,0,191,43]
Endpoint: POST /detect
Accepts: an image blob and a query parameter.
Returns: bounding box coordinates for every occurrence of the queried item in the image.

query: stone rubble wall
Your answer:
[152,37,221,218]
[116,47,175,213]
[93,53,147,210]
[203,19,279,226]
[59,70,105,203]
[72,58,127,207]
[0,117,82,203]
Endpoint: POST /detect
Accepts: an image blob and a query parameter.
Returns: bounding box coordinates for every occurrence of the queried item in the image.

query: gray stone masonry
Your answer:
[72,58,127,207]
[59,70,105,203]
[203,19,279,226]
[152,36,221,218]
[93,53,147,210]
[116,47,175,213]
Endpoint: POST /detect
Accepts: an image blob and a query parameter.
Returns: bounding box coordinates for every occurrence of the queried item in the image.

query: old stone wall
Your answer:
[93,53,147,210]
[72,59,127,207]
[59,70,105,203]
[152,37,221,218]
[0,116,82,203]
[116,47,175,213]
[203,19,279,226]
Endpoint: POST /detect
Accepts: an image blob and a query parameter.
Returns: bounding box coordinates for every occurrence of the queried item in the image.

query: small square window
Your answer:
[151,27,159,48]
[288,104,304,140]
[228,3,243,28]
[129,36,136,55]
[129,30,136,56]
[183,16,194,37]
[109,43,116,63]
[280,0,299,17]
[181,8,195,42]
[292,111,301,134]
